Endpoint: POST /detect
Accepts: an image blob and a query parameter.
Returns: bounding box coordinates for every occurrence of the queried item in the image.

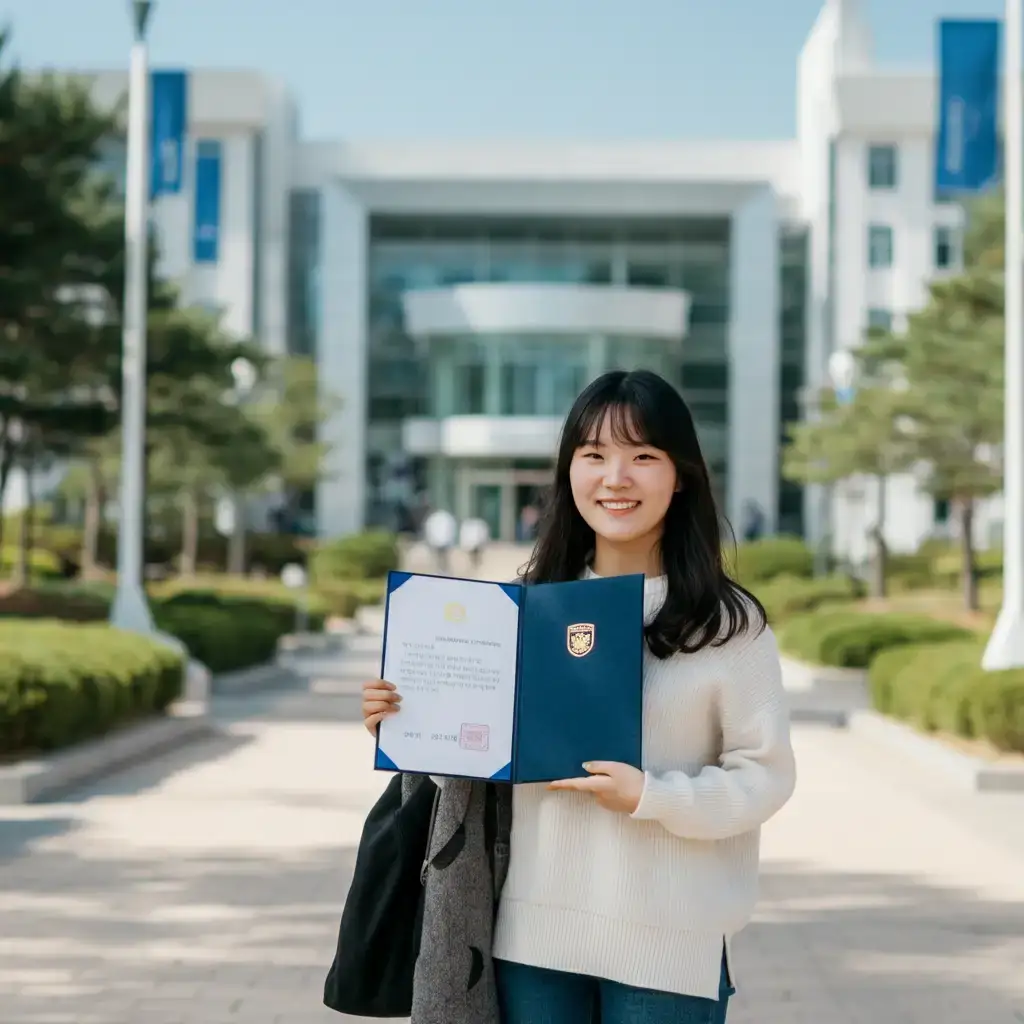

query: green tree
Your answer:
[862,270,1003,610]
[247,355,340,525]
[0,33,122,566]
[784,369,915,598]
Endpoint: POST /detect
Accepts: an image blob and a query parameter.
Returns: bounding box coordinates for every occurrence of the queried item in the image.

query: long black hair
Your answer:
[521,369,766,658]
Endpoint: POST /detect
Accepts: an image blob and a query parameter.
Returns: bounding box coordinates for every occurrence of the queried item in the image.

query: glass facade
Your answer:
[366,216,732,531]
[778,226,808,538]
[285,189,322,534]
[287,189,321,357]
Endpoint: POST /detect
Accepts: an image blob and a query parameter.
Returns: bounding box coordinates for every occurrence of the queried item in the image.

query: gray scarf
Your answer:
[403,774,513,1024]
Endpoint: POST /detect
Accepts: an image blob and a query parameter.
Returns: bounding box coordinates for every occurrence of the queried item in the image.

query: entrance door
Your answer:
[458,469,553,541]
[470,484,503,542]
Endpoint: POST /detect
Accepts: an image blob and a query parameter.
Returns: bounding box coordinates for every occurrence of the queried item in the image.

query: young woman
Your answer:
[361,369,797,1024]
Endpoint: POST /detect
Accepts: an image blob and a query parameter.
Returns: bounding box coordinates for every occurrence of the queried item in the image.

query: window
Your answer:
[867,308,892,332]
[867,144,898,189]
[452,364,486,414]
[868,225,894,269]
[935,225,959,269]
[500,363,539,415]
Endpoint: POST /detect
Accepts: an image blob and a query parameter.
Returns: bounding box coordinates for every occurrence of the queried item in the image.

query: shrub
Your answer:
[315,578,387,618]
[154,577,329,626]
[868,644,924,716]
[729,536,814,585]
[753,574,862,626]
[152,603,283,674]
[311,530,399,582]
[0,621,184,756]
[886,553,937,592]
[969,670,1024,752]
[0,546,64,580]
[0,585,109,622]
[779,608,971,669]
[870,639,1024,754]
[153,587,326,673]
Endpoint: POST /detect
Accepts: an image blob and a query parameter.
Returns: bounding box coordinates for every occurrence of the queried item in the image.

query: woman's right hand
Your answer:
[362,679,401,735]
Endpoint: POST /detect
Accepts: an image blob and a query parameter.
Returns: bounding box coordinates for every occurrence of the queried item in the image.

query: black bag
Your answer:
[323,773,439,1018]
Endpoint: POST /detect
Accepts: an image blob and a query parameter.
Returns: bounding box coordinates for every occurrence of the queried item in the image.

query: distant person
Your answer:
[423,507,457,574]
[742,500,765,543]
[459,516,491,574]
[517,503,539,542]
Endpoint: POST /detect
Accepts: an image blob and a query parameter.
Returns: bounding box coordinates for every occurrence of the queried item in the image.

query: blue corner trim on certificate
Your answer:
[374,571,645,783]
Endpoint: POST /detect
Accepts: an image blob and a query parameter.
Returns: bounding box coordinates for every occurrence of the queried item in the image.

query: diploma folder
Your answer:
[375,571,645,783]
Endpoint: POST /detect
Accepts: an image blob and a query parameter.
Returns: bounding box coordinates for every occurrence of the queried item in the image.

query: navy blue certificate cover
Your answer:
[375,571,645,783]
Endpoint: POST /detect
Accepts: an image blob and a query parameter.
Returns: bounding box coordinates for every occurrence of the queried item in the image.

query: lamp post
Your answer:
[984,0,1024,669]
[227,357,257,576]
[110,0,156,634]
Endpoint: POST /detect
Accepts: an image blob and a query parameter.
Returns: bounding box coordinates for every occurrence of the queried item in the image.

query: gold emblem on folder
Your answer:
[444,602,467,624]
[567,622,596,658]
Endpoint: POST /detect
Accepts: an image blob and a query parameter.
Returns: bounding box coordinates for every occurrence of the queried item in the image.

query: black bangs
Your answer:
[573,394,656,450]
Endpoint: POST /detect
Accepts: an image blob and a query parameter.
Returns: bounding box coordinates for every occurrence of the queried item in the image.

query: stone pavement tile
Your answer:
[727,725,1024,1024]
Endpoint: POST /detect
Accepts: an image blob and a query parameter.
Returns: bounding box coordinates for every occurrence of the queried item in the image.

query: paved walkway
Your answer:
[2,633,1024,1024]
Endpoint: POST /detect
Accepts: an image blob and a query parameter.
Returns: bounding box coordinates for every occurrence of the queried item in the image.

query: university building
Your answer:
[38,0,995,555]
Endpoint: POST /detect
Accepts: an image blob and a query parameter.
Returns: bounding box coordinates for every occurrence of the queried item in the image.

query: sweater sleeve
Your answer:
[630,625,796,841]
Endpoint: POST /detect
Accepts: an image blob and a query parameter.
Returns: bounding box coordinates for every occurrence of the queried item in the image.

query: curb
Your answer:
[780,654,868,691]
[847,710,1024,793]
[211,661,298,696]
[0,701,215,805]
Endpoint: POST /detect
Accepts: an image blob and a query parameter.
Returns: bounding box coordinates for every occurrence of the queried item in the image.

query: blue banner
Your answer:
[935,19,1000,194]
[150,70,187,197]
[193,140,222,263]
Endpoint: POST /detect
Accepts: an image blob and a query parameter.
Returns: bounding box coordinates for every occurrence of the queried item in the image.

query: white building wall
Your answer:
[257,84,298,358]
[316,183,369,538]
[728,186,781,533]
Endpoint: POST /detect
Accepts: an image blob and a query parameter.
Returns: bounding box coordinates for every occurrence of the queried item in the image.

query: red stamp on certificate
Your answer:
[460,724,490,752]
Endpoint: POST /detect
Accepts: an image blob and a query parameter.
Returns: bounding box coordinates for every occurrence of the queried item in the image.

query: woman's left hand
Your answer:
[547,761,645,814]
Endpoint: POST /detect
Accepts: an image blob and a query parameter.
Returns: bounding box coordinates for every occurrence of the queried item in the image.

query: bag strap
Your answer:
[419,782,442,885]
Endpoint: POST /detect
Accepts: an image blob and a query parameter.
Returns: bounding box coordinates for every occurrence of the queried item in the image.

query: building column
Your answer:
[316,181,368,538]
[727,185,781,534]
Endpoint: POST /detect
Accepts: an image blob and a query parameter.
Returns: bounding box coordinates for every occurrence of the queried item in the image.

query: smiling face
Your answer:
[568,408,679,571]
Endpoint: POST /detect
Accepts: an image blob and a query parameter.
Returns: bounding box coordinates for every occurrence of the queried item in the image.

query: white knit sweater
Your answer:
[490,572,797,999]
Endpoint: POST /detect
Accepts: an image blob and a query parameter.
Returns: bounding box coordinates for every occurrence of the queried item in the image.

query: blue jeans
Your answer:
[495,952,734,1024]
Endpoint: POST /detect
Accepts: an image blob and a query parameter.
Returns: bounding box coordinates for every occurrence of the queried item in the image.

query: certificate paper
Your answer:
[375,571,646,783]
[377,575,519,780]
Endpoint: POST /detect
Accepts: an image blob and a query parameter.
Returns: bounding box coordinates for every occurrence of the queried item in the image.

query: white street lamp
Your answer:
[828,349,857,406]
[984,0,1024,669]
[231,356,258,396]
[227,357,257,575]
[110,0,157,635]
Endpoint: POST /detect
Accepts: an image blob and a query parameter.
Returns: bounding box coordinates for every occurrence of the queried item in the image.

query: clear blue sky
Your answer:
[1,0,1007,140]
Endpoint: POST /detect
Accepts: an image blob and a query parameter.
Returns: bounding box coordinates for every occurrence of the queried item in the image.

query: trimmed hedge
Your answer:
[154,590,326,673]
[311,530,399,582]
[730,536,814,585]
[0,581,328,674]
[778,608,972,669]
[869,640,1024,754]
[0,621,185,756]
[753,574,862,626]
